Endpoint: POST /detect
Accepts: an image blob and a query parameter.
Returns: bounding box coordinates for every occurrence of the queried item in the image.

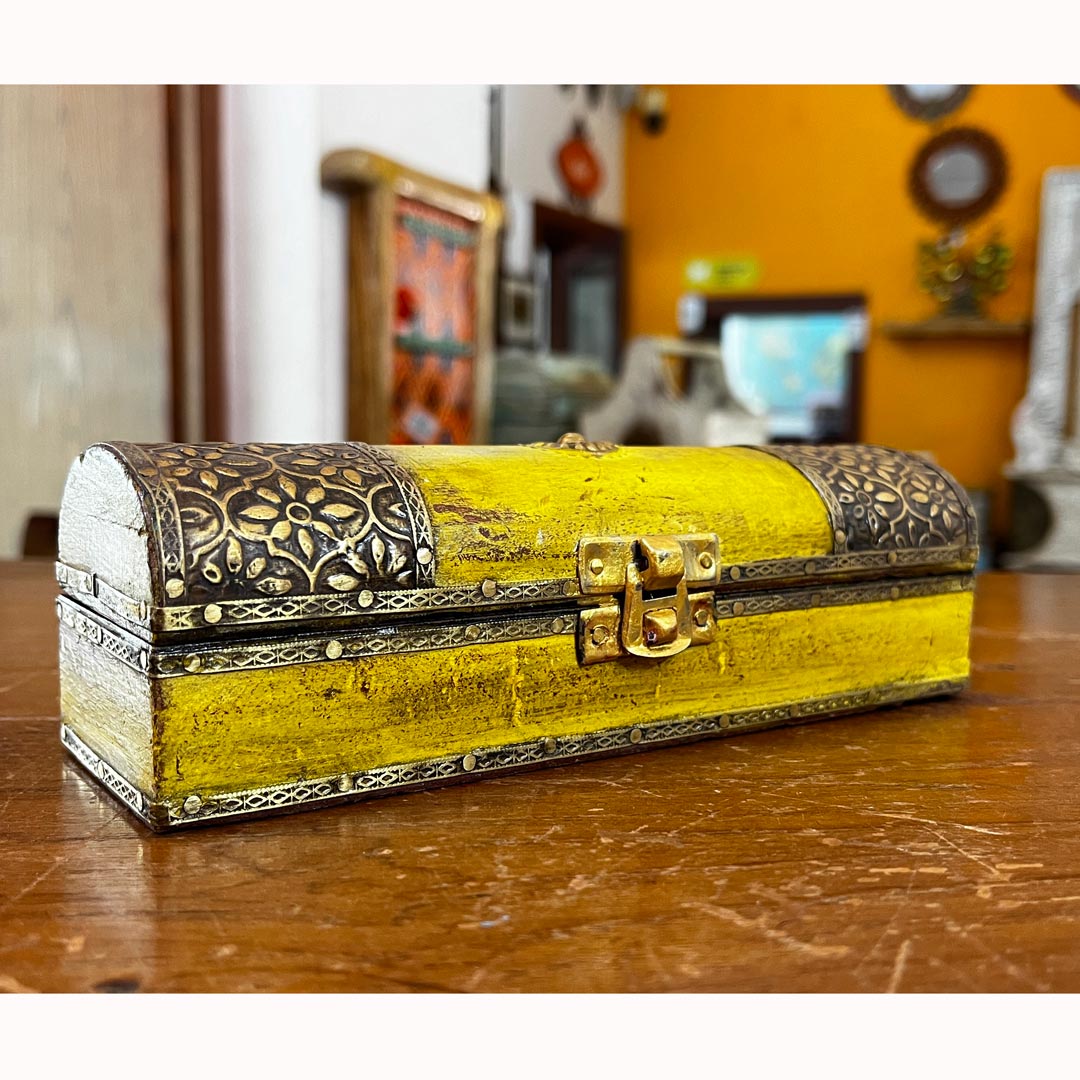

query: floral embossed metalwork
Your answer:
[762,445,977,554]
[109,442,434,607]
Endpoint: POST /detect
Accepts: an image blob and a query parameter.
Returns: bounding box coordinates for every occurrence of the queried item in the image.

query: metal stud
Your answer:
[203,604,222,624]
[481,578,498,599]
[589,557,604,576]
[729,566,742,581]
[416,547,433,566]
[183,654,202,673]
[629,727,644,744]
[462,753,477,772]
[182,794,202,816]
[166,578,185,598]
[325,639,343,660]
[543,737,557,755]
[732,601,746,616]
[358,590,374,608]
[699,552,714,571]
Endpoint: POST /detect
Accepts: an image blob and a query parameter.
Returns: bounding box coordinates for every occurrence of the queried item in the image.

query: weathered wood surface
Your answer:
[1,559,1079,992]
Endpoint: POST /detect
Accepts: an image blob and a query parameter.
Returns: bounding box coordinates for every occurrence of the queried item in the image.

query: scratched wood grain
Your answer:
[1,560,1079,992]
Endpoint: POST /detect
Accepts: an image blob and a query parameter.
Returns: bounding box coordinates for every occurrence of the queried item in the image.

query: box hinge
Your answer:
[576,534,720,665]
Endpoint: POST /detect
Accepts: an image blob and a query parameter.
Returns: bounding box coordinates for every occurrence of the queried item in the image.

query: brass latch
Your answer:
[576,534,720,665]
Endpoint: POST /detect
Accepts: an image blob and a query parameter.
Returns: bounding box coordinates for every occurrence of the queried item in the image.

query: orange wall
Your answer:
[625,85,1080,531]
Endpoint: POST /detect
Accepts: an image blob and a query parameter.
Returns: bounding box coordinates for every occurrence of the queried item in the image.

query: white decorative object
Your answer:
[1006,168,1080,569]
[580,336,769,447]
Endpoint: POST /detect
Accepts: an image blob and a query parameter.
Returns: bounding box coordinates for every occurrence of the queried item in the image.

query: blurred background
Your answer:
[3,84,1080,568]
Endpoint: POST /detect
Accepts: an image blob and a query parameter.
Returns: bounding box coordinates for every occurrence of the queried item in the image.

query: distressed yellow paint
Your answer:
[154,591,973,800]
[386,444,833,585]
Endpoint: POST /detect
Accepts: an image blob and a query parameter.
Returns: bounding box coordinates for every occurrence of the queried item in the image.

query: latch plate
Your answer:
[576,534,720,665]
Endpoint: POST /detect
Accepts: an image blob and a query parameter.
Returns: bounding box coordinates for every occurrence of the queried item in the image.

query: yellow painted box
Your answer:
[56,437,977,830]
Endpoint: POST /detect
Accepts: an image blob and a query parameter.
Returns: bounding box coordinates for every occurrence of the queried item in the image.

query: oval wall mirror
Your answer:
[888,84,972,122]
[908,127,1007,225]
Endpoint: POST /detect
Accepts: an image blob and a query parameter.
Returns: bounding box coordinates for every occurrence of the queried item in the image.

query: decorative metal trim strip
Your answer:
[57,594,575,678]
[53,561,578,635]
[57,597,150,671]
[713,573,973,620]
[55,544,976,641]
[55,561,150,628]
[154,612,575,677]
[60,725,147,818]
[155,577,577,632]
[760,444,978,555]
[60,677,967,830]
[720,544,977,588]
[58,569,973,677]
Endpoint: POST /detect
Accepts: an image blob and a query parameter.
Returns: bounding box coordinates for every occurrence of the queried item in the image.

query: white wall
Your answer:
[222,84,489,443]
[221,85,625,443]
[0,86,170,557]
[501,85,626,275]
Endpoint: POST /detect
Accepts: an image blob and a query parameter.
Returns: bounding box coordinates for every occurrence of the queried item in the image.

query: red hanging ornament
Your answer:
[557,119,603,204]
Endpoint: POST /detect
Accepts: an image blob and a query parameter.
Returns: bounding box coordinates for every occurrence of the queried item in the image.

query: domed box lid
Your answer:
[56,439,978,640]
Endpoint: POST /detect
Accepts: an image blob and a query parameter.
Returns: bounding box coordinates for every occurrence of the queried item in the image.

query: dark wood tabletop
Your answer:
[2,560,1079,993]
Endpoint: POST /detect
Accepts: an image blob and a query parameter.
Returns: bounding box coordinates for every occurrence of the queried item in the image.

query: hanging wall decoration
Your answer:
[907,126,1007,226]
[556,118,603,210]
[888,85,973,122]
[917,229,1014,318]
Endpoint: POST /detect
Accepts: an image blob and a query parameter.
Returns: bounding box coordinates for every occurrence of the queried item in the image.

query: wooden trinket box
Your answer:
[56,437,977,830]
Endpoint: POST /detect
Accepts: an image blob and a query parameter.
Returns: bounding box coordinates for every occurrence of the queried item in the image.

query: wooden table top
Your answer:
[2,560,1079,993]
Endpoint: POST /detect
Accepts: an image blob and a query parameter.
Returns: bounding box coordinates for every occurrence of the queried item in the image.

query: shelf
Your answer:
[880,316,1031,340]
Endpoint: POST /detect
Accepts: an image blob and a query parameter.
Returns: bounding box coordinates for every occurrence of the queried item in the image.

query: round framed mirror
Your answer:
[908,127,1007,225]
[888,85,972,122]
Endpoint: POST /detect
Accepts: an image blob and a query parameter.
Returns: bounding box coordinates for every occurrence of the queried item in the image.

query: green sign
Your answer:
[684,256,761,292]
